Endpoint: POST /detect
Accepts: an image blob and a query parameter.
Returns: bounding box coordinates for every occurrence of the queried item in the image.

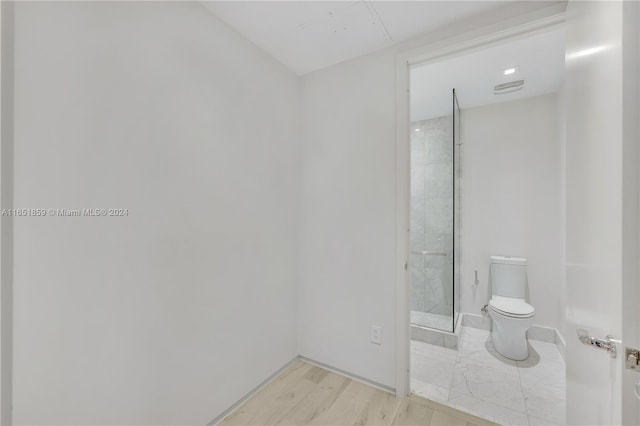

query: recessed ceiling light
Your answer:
[504,66,518,76]
[414,128,420,132]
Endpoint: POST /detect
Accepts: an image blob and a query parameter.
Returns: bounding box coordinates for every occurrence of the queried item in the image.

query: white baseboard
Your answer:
[207,356,299,426]
[461,312,492,331]
[299,355,396,395]
[208,355,395,425]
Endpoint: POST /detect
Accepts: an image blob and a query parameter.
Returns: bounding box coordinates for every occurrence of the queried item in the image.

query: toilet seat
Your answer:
[489,296,535,318]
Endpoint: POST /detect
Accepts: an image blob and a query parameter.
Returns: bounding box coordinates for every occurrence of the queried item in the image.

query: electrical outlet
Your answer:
[370,325,381,345]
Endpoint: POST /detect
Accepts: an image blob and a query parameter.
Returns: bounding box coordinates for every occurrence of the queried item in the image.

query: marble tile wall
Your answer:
[410,116,456,321]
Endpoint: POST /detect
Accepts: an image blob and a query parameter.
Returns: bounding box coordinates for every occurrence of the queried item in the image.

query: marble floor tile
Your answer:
[526,339,563,361]
[450,362,526,413]
[518,356,565,391]
[458,328,518,371]
[528,414,562,426]
[411,377,450,405]
[411,341,457,390]
[412,339,458,363]
[410,326,565,426]
[518,353,565,424]
[522,387,564,425]
[458,327,494,354]
[460,326,491,341]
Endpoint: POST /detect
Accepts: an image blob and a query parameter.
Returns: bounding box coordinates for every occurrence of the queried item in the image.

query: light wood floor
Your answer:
[220,360,498,426]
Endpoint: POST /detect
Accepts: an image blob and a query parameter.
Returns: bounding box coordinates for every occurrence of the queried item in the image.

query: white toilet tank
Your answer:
[490,256,527,298]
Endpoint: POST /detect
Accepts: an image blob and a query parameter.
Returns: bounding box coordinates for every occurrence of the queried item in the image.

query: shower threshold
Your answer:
[410,311,461,350]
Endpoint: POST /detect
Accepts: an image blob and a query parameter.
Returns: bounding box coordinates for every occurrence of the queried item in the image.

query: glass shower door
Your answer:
[409,88,460,333]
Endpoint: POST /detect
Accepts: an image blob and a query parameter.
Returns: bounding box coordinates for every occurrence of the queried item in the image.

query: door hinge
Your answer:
[626,347,640,371]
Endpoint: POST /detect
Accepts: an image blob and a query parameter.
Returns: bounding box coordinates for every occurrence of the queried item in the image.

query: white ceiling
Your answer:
[410,28,565,122]
[202,1,519,75]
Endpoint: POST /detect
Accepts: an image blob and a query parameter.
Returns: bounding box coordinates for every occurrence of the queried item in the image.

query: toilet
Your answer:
[488,256,535,360]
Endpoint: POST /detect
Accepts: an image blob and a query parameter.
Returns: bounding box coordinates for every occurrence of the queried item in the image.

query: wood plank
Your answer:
[353,389,403,426]
[428,410,467,426]
[221,361,499,426]
[303,366,329,384]
[308,380,378,426]
[221,361,314,425]
[391,398,434,425]
[407,395,495,426]
[275,370,350,425]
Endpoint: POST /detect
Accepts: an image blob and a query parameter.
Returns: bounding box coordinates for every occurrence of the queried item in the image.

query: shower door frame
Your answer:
[408,90,459,333]
[393,10,566,398]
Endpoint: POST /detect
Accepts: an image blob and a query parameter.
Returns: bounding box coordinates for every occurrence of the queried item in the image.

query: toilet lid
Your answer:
[489,296,535,318]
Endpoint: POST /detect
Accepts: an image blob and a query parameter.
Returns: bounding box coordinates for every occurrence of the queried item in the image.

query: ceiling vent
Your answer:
[494,79,525,95]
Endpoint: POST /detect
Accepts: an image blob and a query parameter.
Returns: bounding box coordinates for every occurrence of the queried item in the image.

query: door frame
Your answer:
[393,9,566,398]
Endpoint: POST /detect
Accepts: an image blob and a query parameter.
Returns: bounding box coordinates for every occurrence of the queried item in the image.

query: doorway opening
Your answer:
[404,23,566,426]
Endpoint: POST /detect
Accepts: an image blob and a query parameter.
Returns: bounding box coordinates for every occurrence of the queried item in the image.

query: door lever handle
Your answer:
[577,329,617,358]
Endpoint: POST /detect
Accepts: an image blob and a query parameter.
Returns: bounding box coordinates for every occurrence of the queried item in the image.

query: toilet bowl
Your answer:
[488,296,535,360]
[488,256,536,360]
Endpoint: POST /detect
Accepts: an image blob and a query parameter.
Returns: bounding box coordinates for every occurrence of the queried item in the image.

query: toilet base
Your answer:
[489,310,534,361]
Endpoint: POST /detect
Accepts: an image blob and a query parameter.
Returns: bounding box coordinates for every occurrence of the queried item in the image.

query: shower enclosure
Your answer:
[409,89,460,333]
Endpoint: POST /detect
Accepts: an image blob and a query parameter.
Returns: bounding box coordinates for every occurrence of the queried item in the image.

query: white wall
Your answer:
[298,2,566,390]
[460,94,565,332]
[298,52,397,388]
[12,2,299,424]
[9,1,569,419]
[0,2,14,424]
